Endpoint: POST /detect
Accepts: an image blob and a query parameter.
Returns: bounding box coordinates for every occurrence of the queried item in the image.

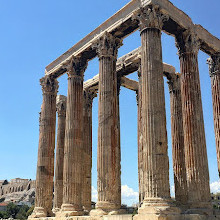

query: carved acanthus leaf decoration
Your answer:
[175,30,200,56]
[40,75,59,94]
[167,74,181,94]
[133,5,169,32]
[207,54,220,77]
[62,56,88,78]
[83,89,97,109]
[93,32,123,58]
[56,97,67,117]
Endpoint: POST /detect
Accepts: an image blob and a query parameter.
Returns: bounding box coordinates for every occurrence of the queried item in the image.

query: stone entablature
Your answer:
[83,47,175,92]
[45,0,219,77]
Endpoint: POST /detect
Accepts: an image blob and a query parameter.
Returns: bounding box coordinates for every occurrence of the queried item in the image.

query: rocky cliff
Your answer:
[0,178,35,206]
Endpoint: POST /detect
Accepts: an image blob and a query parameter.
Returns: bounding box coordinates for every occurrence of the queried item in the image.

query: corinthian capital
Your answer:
[62,56,88,79]
[167,74,181,94]
[93,32,123,59]
[56,95,67,117]
[133,5,169,32]
[207,54,220,77]
[175,30,200,56]
[83,89,97,110]
[40,75,59,94]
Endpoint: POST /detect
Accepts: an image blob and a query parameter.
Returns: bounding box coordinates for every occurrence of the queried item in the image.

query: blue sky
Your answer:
[0,0,219,205]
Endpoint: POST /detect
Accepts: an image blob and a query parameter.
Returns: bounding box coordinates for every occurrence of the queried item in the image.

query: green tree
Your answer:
[26,205,34,217]
[0,210,9,219]
[0,203,33,219]
[15,205,29,220]
[0,211,4,218]
[6,202,19,218]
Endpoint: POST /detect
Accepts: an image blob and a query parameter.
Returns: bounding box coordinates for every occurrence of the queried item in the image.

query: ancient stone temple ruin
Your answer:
[29,0,220,219]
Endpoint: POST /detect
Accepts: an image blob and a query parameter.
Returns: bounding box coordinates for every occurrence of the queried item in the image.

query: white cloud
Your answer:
[121,185,139,206]
[170,185,175,197]
[210,180,220,193]
[91,185,139,206]
[92,186,98,202]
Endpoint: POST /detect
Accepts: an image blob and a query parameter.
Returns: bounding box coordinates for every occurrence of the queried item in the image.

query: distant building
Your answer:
[0,202,8,211]
[10,178,29,184]
[0,178,35,205]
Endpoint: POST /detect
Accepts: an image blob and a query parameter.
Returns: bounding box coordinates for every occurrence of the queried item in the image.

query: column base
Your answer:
[182,214,218,220]
[90,209,108,216]
[28,213,220,220]
[138,198,181,214]
[134,213,218,220]
[90,202,125,216]
[90,209,127,216]
[52,208,61,214]
[185,202,213,216]
[56,204,84,218]
[90,201,122,216]
[83,206,92,215]
[29,207,47,218]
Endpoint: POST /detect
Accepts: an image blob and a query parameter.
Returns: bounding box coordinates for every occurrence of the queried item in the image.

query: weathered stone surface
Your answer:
[90,32,122,215]
[53,95,67,213]
[31,76,58,218]
[176,30,211,212]
[139,5,170,200]
[168,74,188,208]
[82,89,97,213]
[207,55,220,177]
[135,5,180,219]
[136,67,144,204]
[60,57,88,217]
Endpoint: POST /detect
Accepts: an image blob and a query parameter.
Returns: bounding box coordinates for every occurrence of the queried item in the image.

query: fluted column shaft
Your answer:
[94,32,122,212]
[61,57,88,216]
[208,55,220,177]
[168,75,188,206]
[137,7,170,202]
[116,77,122,208]
[176,31,211,209]
[53,95,67,212]
[137,68,144,204]
[33,76,58,218]
[82,90,96,213]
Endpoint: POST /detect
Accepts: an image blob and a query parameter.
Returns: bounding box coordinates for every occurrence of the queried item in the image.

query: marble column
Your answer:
[137,66,144,204]
[53,95,67,213]
[82,89,97,213]
[168,74,188,207]
[134,6,180,217]
[116,76,122,209]
[176,30,211,212]
[31,75,58,218]
[60,56,88,217]
[207,55,220,177]
[91,32,122,215]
